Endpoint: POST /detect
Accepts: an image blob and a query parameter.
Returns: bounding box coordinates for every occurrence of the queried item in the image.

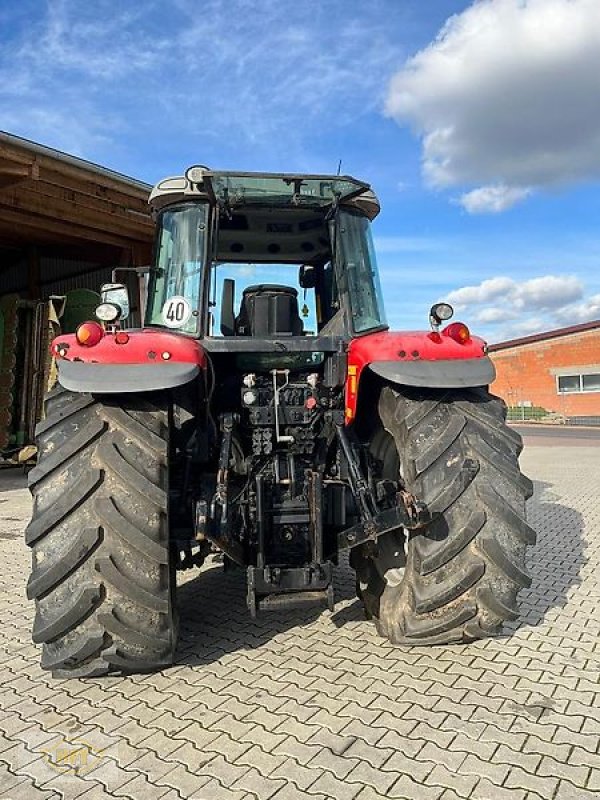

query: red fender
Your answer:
[51,328,206,393]
[345,328,492,423]
[52,327,206,365]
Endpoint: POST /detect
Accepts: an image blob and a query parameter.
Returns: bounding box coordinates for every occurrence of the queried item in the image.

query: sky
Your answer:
[2,0,600,343]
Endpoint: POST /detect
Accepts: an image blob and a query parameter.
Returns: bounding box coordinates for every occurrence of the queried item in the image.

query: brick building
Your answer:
[489,320,600,423]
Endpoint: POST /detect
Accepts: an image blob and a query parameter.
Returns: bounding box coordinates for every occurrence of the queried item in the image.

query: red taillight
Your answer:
[114,331,130,345]
[75,321,104,347]
[443,322,471,344]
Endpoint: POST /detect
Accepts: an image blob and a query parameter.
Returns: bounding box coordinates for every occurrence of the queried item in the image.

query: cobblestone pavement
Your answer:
[0,444,598,800]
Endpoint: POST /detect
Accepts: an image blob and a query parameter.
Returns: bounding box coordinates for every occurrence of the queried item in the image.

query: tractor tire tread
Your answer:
[32,586,101,644]
[25,469,103,546]
[96,555,169,613]
[26,384,175,677]
[414,413,466,474]
[358,385,533,646]
[416,507,486,574]
[26,526,101,599]
[28,417,106,486]
[94,496,168,562]
[34,393,96,436]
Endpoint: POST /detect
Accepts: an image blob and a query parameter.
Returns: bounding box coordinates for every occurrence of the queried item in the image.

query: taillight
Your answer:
[443,322,471,344]
[75,321,104,347]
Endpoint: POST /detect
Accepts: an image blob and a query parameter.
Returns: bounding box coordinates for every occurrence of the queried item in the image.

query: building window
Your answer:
[557,373,600,394]
[582,373,600,391]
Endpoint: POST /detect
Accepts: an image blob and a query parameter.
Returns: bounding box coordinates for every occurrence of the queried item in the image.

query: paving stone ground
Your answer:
[0,442,598,800]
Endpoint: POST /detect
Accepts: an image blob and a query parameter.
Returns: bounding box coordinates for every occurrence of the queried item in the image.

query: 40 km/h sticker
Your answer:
[161,296,192,328]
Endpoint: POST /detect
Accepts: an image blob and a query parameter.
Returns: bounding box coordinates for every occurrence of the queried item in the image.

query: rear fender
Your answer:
[345,329,495,422]
[52,328,206,393]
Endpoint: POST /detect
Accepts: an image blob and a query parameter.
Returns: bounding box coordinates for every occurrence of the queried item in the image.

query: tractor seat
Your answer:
[236,284,304,336]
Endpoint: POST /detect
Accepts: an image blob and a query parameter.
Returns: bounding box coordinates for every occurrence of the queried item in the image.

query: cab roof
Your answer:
[149,167,380,220]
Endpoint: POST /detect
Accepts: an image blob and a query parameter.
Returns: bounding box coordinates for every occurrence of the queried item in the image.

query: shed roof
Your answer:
[0,131,153,253]
[489,319,600,352]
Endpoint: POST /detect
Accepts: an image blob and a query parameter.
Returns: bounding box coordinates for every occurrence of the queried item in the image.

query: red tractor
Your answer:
[26,169,534,677]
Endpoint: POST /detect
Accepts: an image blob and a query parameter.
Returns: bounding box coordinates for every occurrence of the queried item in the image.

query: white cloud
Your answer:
[553,293,600,324]
[458,185,532,214]
[446,276,515,307]
[447,275,583,312]
[496,316,549,341]
[386,0,600,210]
[474,306,519,324]
[519,276,584,310]
[445,273,600,342]
[27,2,157,79]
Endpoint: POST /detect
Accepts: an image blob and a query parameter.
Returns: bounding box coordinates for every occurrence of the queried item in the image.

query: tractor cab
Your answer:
[145,169,387,345]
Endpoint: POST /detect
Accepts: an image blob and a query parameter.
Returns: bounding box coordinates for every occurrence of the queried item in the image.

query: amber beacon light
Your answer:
[443,322,471,344]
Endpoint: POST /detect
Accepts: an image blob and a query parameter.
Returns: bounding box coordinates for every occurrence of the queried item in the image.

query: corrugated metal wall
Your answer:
[39,260,114,298]
[0,254,27,294]
[0,254,142,327]
[0,255,112,298]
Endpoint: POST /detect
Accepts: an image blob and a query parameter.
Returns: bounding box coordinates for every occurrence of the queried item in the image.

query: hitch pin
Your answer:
[399,488,431,529]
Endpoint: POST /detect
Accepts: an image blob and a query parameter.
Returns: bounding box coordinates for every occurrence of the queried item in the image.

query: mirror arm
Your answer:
[111,265,150,282]
[109,266,151,325]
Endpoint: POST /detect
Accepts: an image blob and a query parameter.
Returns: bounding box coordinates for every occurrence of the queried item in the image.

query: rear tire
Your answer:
[26,385,177,677]
[355,385,535,645]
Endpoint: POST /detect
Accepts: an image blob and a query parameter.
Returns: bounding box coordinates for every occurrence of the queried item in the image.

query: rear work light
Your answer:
[75,321,104,347]
[443,322,471,344]
[95,302,121,323]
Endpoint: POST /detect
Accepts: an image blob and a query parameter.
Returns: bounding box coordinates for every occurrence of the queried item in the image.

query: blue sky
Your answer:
[2,0,600,343]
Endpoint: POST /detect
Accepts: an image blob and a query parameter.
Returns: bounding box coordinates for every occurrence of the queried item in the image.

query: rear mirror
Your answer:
[299,264,316,289]
[100,283,130,320]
